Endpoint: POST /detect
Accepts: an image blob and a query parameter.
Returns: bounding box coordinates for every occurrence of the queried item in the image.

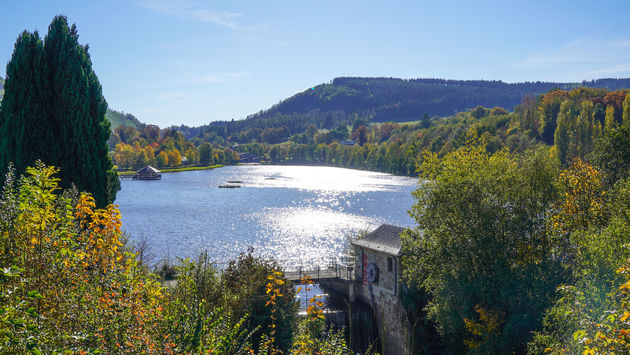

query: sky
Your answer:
[3,0,630,128]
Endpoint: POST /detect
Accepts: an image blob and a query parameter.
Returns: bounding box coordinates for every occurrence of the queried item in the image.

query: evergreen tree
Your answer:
[0,31,50,179]
[0,15,119,207]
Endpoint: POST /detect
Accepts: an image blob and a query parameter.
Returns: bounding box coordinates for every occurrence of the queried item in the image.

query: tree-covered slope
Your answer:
[105,108,142,129]
[257,77,630,122]
[181,77,630,140]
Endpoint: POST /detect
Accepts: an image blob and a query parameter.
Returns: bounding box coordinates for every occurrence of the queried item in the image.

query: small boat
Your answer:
[218,184,241,188]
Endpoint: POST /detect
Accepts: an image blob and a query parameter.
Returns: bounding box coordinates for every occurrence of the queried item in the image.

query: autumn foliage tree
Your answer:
[0,163,309,353]
[0,163,168,352]
[156,151,169,168]
[527,159,630,354]
[167,149,182,167]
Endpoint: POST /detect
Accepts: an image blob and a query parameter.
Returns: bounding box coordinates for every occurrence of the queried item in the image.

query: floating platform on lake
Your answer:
[218,184,241,188]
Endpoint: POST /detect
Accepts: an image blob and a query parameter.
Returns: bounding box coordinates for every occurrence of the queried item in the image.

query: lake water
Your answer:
[115,165,418,269]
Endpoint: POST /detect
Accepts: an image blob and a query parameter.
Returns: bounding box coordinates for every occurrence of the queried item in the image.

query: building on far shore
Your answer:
[238,152,260,163]
[133,165,161,180]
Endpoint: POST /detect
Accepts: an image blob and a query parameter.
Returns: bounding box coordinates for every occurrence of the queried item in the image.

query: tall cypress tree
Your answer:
[0,15,119,207]
[0,31,51,179]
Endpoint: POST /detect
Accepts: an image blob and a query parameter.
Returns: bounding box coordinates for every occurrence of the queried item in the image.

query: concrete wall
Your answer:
[354,246,410,355]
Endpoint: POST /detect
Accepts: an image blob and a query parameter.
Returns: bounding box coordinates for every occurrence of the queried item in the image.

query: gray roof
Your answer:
[136,165,161,174]
[352,224,404,256]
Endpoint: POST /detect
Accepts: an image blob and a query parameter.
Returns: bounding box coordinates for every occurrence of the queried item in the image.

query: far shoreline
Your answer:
[117,164,224,176]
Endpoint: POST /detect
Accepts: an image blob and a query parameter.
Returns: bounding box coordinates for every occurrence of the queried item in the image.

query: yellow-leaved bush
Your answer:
[0,162,173,353]
[0,162,352,354]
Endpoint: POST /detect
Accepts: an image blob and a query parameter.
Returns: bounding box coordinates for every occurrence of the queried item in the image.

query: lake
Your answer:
[115,165,418,269]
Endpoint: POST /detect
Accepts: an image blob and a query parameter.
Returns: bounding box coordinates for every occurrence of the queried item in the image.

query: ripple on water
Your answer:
[115,165,418,268]
[252,207,382,267]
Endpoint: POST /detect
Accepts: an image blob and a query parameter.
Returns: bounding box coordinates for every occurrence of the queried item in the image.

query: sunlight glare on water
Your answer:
[246,165,408,192]
[253,207,380,267]
[115,165,418,269]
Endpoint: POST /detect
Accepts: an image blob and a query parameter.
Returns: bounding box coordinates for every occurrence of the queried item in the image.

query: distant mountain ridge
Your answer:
[180,77,630,139]
[252,77,630,122]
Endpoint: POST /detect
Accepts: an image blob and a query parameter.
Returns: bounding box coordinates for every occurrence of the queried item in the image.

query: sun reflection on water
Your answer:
[245,165,407,192]
[116,165,418,269]
[253,207,381,268]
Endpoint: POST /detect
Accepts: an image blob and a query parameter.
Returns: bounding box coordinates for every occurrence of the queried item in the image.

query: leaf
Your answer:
[27,291,42,299]
[573,329,586,341]
[2,266,23,277]
[621,312,630,322]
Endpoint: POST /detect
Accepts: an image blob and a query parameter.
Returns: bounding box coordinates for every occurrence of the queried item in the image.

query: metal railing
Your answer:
[284,259,355,282]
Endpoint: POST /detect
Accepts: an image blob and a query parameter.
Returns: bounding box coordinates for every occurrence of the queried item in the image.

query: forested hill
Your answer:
[262,77,630,120]
[180,77,630,139]
[105,108,142,129]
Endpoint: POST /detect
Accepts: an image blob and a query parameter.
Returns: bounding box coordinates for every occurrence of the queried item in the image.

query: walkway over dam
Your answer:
[284,262,355,284]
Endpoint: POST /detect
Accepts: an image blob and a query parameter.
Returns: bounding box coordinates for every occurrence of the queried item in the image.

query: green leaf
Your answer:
[1,266,22,277]
[573,329,586,341]
[26,307,38,317]
[26,291,42,299]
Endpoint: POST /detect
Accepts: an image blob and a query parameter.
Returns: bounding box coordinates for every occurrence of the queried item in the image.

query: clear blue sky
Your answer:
[3,0,630,127]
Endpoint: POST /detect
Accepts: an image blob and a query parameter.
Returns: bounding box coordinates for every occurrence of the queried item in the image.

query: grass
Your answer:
[160,164,224,173]
[117,164,224,175]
